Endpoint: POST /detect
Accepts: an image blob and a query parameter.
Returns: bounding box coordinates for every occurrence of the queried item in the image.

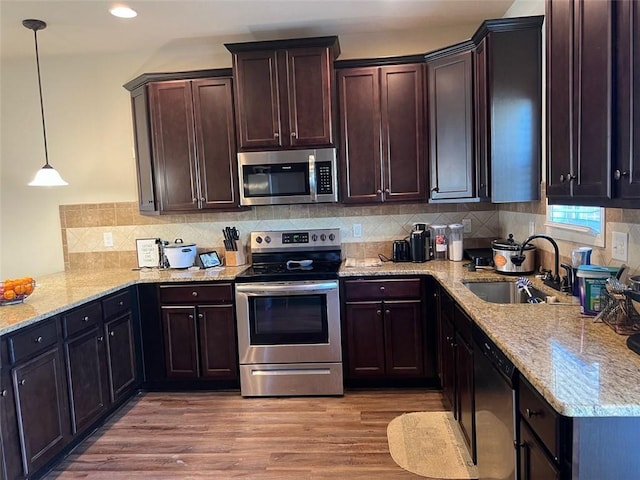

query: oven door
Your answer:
[235,280,341,364]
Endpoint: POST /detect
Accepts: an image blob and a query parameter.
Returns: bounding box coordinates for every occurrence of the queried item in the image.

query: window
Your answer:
[545,204,605,247]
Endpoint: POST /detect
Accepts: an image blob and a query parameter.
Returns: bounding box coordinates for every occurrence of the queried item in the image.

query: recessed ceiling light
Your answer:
[109,6,137,19]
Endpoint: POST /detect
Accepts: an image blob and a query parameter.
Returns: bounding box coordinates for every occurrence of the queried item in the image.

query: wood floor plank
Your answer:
[46,389,455,480]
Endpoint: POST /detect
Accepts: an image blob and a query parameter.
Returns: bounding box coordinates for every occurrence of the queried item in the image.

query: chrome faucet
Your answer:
[512,234,563,291]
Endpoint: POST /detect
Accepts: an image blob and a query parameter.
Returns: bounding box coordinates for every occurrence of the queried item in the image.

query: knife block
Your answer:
[224,244,246,267]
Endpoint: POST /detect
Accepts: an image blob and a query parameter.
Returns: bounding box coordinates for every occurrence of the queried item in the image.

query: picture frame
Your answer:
[136,238,160,268]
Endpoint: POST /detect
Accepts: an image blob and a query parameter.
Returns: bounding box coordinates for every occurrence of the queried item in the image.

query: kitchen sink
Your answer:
[462,280,573,304]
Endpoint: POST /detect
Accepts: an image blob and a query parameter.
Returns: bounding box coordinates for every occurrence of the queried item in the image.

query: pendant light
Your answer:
[23,19,68,187]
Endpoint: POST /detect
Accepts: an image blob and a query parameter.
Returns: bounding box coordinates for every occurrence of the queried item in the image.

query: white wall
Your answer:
[0,24,475,278]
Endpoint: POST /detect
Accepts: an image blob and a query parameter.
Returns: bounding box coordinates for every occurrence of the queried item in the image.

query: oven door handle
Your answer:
[236,282,337,295]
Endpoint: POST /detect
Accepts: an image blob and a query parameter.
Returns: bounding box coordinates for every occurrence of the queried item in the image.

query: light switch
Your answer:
[103,232,114,247]
[353,224,362,238]
[612,231,628,262]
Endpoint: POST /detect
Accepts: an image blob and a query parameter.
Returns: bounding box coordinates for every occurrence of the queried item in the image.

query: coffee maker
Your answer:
[410,223,429,262]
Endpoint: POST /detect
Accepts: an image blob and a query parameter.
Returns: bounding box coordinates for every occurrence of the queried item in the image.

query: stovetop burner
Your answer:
[234,228,342,283]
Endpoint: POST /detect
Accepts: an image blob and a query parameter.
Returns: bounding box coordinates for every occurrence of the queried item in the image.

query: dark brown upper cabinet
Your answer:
[615,0,640,202]
[225,37,340,151]
[124,71,239,214]
[337,63,426,204]
[546,0,614,205]
[427,46,475,201]
[426,16,543,203]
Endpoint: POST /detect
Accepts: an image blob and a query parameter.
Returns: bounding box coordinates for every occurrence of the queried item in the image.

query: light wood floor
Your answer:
[46,389,452,480]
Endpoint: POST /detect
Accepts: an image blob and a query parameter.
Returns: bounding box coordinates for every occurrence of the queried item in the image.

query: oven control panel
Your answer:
[251,228,341,251]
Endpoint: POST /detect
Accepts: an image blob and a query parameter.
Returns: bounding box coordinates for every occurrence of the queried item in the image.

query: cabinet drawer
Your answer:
[159,283,233,304]
[103,290,132,318]
[343,278,421,301]
[63,301,102,338]
[519,375,564,462]
[7,318,59,364]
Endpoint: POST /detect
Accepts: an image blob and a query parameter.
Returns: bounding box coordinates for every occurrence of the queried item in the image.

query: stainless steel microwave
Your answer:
[238,148,338,206]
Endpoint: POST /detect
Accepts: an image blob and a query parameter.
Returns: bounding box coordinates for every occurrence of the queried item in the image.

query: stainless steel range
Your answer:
[235,228,343,397]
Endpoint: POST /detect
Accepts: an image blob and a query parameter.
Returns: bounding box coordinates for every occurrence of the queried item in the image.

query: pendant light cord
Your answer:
[32,28,50,167]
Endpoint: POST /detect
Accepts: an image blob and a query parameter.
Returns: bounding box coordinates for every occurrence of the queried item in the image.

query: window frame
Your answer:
[545,204,605,247]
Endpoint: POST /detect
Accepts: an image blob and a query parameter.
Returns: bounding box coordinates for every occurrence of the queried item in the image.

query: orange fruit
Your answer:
[24,283,34,295]
[14,284,24,295]
[4,290,15,301]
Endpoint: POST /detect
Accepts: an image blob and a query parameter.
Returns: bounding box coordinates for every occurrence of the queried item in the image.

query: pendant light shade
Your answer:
[23,19,68,187]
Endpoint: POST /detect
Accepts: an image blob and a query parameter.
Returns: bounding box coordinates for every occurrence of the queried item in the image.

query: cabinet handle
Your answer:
[525,408,540,419]
[376,189,382,194]
[109,331,115,337]
[615,169,629,180]
[376,310,382,316]
[274,132,279,139]
[83,316,89,322]
[560,173,576,183]
[379,286,385,292]
[148,200,154,204]
[19,379,26,386]
[98,336,104,342]
[385,309,390,315]
[200,197,205,202]
[192,198,197,203]
[291,132,297,139]
[0,390,7,397]
[384,188,390,194]
[198,313,204,319]
[188,314,194,320]
[118,301,124,306]
[34,336,42,343]
[192,291,198,297]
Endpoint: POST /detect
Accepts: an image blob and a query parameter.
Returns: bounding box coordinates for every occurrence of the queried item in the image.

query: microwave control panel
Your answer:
[316,162,333,194]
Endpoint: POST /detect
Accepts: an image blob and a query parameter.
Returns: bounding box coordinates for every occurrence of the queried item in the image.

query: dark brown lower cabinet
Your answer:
[519,420,561,480]
[343,278,427,381]
[159,283,238,382]
[12,347,70,477]
[455,328,474,452]
[65,327,109,435]
[104,313,137,403]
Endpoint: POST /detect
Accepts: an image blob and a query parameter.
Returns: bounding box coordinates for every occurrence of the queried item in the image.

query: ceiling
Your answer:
[0,0,516,60]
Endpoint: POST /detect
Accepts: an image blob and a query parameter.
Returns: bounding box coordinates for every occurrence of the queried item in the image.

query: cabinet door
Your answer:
[546,0,573,199]
[198,305,238,379]
[380,64,426,202]
[474,39,490,201]
[571,0,614,201]
[344,302,385,377]
[64,327,109,435]
[130,85,157,212]
[427,50,475,200]
[233,50,282,149]
[12,348,69,477]
[104,313,137,403]
[456,332,474,456]
[192,78,240,209]
[286,47,333,147]
[149,81,199,211]
[616,0,640,199]
[520,420,561,480]
[383,300,424,376]
[547,0,614,202]
[440,314,457,413]
[338,67,382,203]
[161,306,199,378]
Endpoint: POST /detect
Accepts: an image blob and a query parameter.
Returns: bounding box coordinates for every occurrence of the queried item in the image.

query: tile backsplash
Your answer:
[60,202,500,270]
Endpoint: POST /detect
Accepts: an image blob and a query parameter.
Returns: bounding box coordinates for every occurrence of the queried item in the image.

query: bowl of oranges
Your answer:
[0,277,36,305]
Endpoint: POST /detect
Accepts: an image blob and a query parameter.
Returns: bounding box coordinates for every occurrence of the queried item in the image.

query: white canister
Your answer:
[448,224,464,261]
[164,239,197,268]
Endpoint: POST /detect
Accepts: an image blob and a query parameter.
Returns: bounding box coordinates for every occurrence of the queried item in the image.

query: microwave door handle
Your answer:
[308,154,317,202]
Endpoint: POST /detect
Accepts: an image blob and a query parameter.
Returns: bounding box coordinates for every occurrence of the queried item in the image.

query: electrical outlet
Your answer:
[353,224,362,238]
[103,232,114,247]
[462,218,472,233]
[529,221,536,236]
[612,231,628,262]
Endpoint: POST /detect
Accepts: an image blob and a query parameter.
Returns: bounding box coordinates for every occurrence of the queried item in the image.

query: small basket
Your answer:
[0,278,36,306]
[596,289,640,335]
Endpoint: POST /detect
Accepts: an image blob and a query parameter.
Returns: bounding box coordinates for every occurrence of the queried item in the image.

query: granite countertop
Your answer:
[2,260,639,418]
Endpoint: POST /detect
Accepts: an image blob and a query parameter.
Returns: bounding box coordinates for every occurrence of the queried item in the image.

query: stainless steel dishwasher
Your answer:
[473,323,518,480]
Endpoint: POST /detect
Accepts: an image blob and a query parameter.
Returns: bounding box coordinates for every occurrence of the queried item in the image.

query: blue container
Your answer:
[576,265,619,315]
